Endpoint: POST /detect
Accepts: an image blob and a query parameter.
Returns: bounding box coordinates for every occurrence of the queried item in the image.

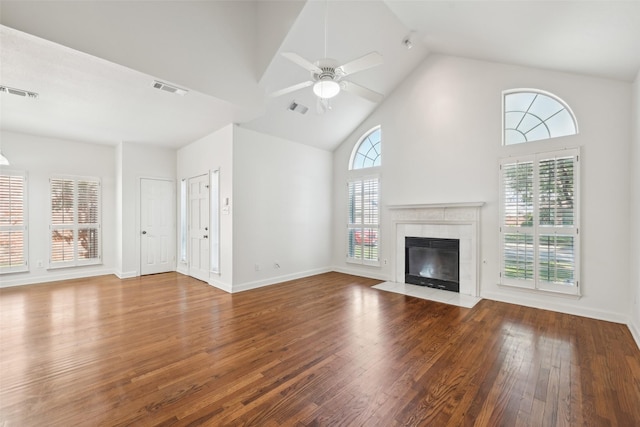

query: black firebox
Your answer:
[405,237,460,292]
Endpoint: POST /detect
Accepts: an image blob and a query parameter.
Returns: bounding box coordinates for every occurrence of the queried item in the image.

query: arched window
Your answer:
[503,90,578,145]
[347,126,380,265]
[350,126,381,169]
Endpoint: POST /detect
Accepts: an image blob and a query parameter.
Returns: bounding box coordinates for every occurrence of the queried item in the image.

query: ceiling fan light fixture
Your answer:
[313,79,340,99]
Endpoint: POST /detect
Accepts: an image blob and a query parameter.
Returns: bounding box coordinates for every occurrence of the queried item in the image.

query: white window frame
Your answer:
[502,89,578,146]
[49,175,102,269]
[347,175,380,266]
[0,170,28,274]
[499,148,580,296]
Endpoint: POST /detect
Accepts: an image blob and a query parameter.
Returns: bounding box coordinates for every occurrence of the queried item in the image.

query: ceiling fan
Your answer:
[269,0,383,109]
[270,51,384,105]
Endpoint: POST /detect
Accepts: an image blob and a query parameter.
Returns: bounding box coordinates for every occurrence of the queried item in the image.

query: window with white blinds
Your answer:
[0,171,28,273]
[347,176,379,265]
[499,149,580,295]
[50,176,101,268]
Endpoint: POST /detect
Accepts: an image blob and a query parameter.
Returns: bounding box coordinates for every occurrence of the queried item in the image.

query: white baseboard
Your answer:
[481,290,628,324]
[114,270,138,279]
[331,265,391,282]
[208,279,232,293]
[629,319,640,351]
[0,267,115,288]
[231,267,333,293]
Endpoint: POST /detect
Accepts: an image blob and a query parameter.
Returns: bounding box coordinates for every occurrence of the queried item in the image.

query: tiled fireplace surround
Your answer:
[389,202,484,297]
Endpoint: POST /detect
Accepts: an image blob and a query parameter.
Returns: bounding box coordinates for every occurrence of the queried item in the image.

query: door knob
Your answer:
[205,227,208,231]
[203,235,208,239]
[142,231,147,234]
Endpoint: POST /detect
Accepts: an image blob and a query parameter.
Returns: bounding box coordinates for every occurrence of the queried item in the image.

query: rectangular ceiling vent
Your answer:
[288,101,308,115]
[152,80,188,96]
[0,85,39,98]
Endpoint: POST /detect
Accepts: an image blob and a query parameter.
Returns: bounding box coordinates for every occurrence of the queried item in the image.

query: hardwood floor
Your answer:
[1,272,638,426]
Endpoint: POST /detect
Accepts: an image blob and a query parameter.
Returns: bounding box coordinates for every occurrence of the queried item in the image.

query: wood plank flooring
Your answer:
[1,272,639,426]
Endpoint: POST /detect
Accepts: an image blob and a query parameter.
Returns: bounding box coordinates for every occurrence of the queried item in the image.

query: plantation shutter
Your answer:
[347,176,379,265]
[0,171,28,273]
[499,150,579,294]
[50,176,101,267]
[537,155,577,287]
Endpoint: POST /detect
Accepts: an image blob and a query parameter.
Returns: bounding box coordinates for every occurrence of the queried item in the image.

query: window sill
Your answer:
[48,261,103,270]
[498,282,581,299]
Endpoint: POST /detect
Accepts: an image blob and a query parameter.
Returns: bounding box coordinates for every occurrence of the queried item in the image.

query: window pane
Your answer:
[502,162,534,226]
[539,157,574,226]
[503,233,534,280]
[504,92,536,113]
[78,228,99,260]
[545,109,576,138]
[0,175,24,226]
[51,229,74,262]
[504,91,577,145]
[351,127,381,170]
[51,179,75,225]
[539,235,574,285]
[0,230,24,267]
[363,179,379,225]
[362,228,379,261]
[78,180,99,224]
[349,181,362,225]
[347,228,358,259]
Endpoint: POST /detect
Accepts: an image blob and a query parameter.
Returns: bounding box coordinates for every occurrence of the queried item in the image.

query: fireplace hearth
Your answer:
[405,236,460,292]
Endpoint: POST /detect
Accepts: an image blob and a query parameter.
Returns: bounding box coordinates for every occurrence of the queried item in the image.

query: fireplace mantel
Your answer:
[388,202,485,210]
[390,202,484,297]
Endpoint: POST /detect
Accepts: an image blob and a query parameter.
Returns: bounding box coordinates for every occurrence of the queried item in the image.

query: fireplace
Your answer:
[405,237,460,292]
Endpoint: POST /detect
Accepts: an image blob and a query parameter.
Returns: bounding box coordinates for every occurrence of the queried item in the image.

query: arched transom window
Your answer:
[350,126,381,169]
[503,90,578,145]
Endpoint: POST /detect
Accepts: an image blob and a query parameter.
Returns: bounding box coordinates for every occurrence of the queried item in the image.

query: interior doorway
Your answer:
[140,178,176,275]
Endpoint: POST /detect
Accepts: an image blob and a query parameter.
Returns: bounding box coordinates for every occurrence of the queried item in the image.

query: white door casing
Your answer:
[140,178,176,275]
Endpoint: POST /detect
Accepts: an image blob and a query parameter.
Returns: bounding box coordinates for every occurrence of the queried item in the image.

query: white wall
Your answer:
[177,124,234,290]
[333,54,632,322]
[232,126,333,291]
[0,131,115,286]
[115,142,176,278]
[630,71,640,346]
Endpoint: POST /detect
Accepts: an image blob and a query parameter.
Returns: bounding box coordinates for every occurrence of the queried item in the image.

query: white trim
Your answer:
[348,125,381,171]
[502,88,579,146]
[229,267,333,293]
[388,202,485,210]
[482,290,627,325]
[115,270,138,279]
[332,265,391,282]
[0,268,114,288]
[629,319,640,351]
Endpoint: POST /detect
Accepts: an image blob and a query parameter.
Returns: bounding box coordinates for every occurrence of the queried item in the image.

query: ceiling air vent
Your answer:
[0,85,39,98]
[288,101,308,115]
[152,80,188,96]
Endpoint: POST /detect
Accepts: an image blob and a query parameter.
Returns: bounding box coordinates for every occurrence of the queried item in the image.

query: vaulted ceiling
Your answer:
[1,1,639,151]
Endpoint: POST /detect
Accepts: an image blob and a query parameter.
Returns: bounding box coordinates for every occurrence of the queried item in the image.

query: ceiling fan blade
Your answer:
[336,52,383,76]
[269,80,313,98]
[281,52,323,74]
[342,81,384,103]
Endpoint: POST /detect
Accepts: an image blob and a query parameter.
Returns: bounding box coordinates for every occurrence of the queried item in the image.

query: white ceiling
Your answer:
[1,1,639,152]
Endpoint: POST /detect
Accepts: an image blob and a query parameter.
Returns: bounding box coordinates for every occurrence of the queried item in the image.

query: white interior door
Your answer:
[140,178,175,275]
[189,174,210,282]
